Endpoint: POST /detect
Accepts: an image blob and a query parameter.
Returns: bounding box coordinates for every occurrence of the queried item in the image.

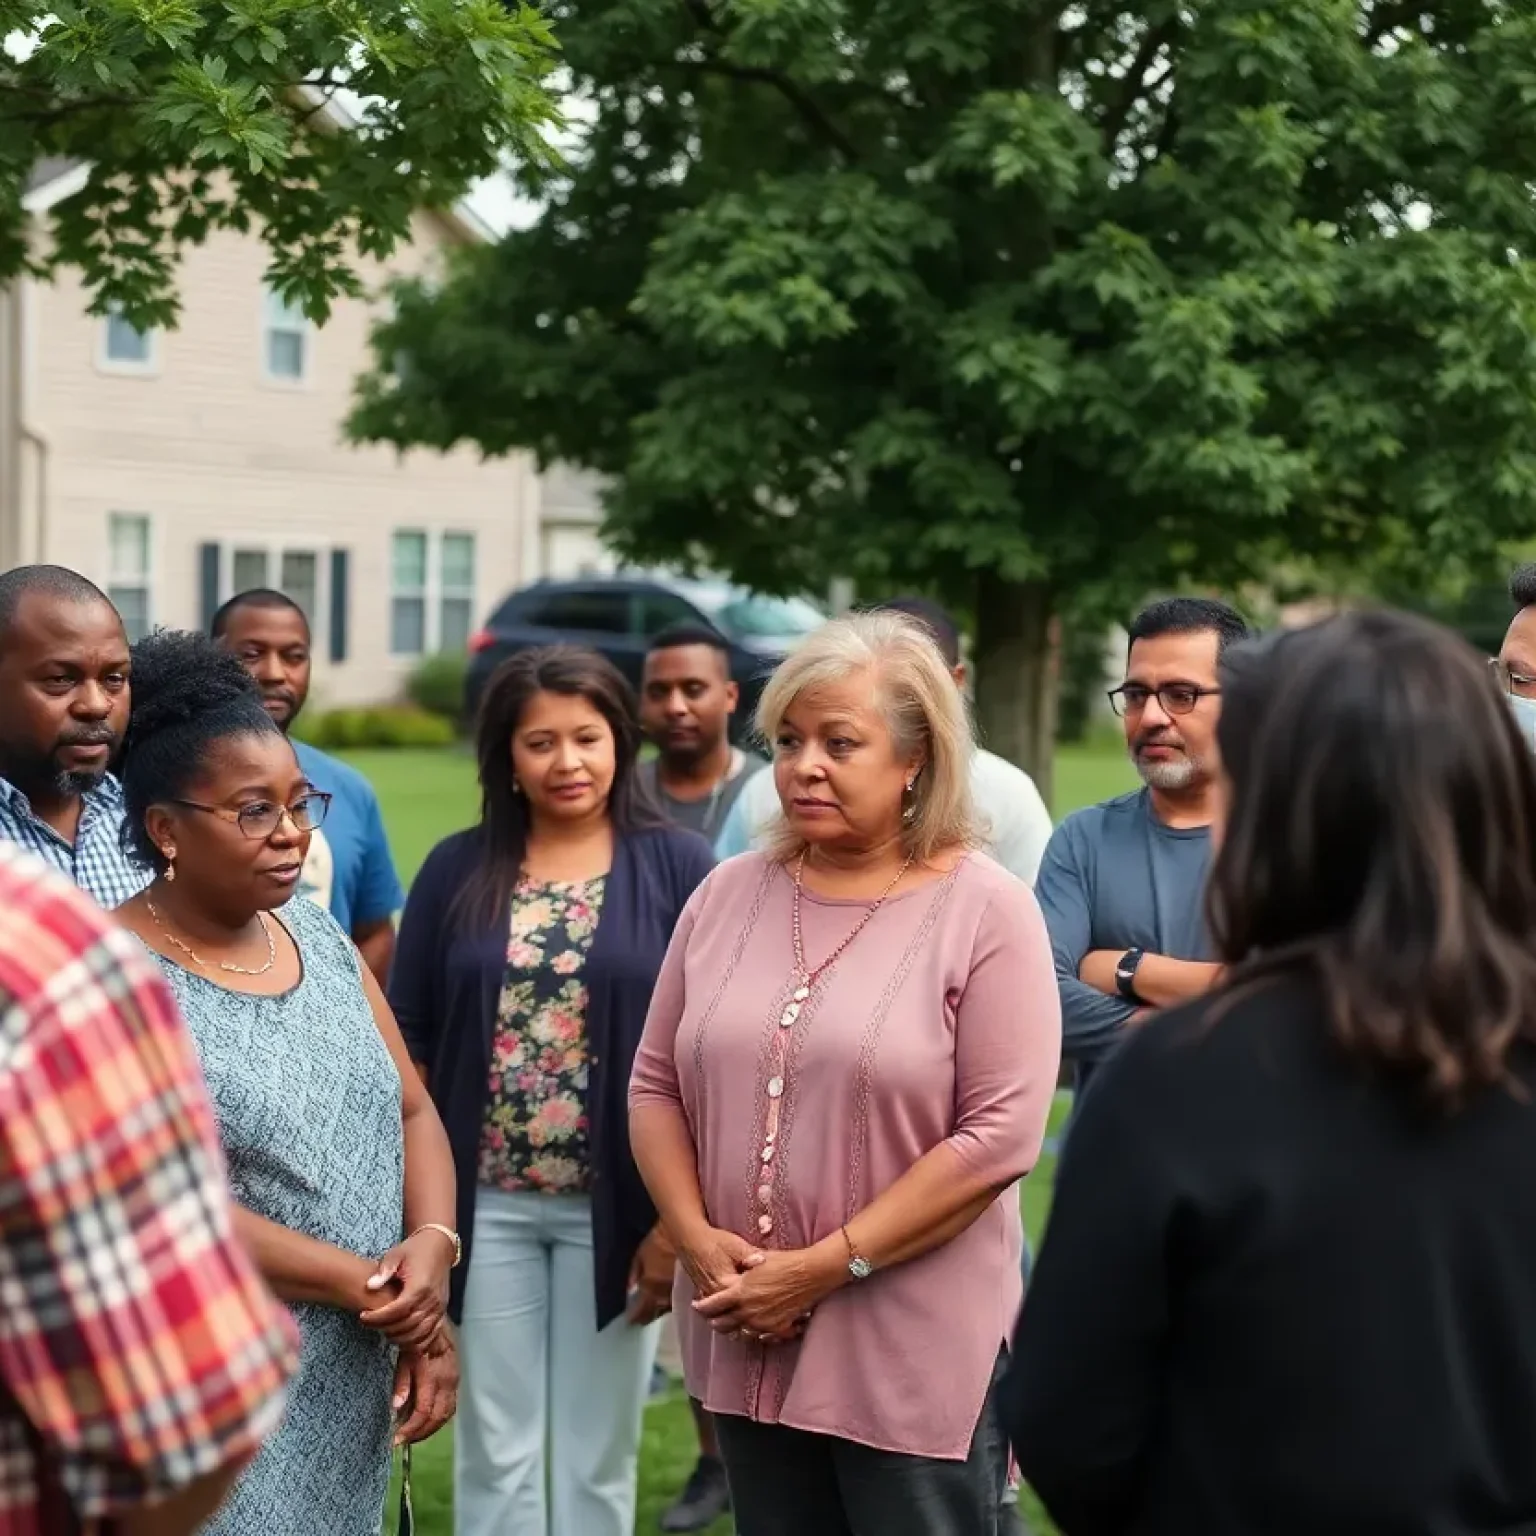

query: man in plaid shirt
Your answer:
[0,843,297,1534]
[0,567,148,909]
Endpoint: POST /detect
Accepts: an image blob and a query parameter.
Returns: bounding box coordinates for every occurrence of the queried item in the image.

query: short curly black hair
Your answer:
[120,629,279,872]
[1510,564,1536,611]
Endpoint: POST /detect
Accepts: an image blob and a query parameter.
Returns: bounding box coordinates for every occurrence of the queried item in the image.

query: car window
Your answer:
[520,590,632,633]
[709,593,825,640]
[636,590,707,636]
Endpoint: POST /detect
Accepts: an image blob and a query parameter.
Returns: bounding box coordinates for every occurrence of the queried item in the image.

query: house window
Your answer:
[232,548,271,593]
[107,513,152,640]
[391,531,429,655]
[439,533,476,653]
[101,308,157,372]
[220,544,327,630]
[263,286,309,382]
[390,530,478,655]
[280,550,319,624]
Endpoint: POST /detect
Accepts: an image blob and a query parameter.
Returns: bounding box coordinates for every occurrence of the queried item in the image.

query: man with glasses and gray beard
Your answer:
[1035,597,1250,1100]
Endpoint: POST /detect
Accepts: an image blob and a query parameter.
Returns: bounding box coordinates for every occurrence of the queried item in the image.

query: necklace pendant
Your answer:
[779,1001,801,1029]
[792,984,810,1003]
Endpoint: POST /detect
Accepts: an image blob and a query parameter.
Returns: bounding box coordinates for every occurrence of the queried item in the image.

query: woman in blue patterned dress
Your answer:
[113,630,460,1536]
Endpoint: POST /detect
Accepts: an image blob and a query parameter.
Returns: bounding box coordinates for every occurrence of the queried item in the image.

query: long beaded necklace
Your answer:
[145,899,277,977]
[750,849,914,1239]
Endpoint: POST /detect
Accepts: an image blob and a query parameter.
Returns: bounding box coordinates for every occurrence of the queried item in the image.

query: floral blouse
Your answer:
[478,875,606,1195]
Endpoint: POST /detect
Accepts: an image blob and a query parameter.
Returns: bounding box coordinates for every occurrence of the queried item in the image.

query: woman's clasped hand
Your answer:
[362,1230,458,1444]
[363,1227,456,1350]
[681,1225,828,1344]
[390,1325,460,1448]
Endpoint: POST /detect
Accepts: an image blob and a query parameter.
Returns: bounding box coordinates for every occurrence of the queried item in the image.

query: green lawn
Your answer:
[344,742,1132,1535]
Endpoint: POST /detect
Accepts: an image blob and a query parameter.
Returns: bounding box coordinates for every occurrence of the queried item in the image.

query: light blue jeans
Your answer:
[455,1189,660,1536]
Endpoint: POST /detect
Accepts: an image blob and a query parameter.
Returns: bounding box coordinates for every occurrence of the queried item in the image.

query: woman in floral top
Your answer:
[479,877,605,1194]
[391,646,713,1536]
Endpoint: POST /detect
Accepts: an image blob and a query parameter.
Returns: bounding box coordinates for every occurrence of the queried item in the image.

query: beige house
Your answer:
[0,161,610,705]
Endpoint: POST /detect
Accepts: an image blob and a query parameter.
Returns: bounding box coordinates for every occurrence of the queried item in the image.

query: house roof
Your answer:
[20,120,495,245]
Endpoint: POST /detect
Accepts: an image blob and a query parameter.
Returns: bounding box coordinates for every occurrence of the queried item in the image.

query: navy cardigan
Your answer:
[389,824,714,1328]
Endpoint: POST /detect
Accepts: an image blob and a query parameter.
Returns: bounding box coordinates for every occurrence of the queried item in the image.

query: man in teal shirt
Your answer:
[1036,597,1248,1097]
[212,590,404,983]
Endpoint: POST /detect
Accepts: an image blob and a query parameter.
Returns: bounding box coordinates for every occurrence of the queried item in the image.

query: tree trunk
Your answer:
[973,573,1059,809]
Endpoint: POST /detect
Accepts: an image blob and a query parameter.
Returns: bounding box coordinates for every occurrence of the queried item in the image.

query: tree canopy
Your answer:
[350,0,1536,795]
[1,0,559,325]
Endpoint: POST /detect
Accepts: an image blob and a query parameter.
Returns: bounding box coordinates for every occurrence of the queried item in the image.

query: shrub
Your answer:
[294,705,456,750]
[407,651,469,722]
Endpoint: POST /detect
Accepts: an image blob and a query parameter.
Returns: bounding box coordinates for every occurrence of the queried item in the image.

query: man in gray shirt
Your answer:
[1036,597,1250,1096]
[637,623,764,844]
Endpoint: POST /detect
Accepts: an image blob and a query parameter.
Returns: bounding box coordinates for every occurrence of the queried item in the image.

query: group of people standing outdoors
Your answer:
[7,554,1536,1536]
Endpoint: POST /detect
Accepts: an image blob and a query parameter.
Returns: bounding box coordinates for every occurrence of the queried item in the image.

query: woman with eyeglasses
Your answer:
[114,629,460,1536]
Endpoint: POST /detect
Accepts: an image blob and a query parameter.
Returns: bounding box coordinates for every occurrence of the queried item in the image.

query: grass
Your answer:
[339,741,1133,1535]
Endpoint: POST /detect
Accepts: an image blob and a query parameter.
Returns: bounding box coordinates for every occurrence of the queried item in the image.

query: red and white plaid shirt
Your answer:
[0,844,298,1535]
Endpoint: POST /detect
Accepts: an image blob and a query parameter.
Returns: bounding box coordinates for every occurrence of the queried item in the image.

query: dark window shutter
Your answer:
[329,548,349,664]
[198,543,220,631]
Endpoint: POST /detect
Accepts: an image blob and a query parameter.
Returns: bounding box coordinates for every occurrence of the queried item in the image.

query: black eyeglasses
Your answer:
[1489,656,1536,698]
[172,791,333,839]
[1107,684,1220,718]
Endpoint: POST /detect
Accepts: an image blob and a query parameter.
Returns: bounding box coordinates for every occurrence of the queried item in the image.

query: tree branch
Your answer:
[1100,19,1176,157]
[0,85,140,127]
[674,0,859,160]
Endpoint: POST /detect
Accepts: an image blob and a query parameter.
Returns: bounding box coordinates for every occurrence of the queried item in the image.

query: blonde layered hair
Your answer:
[754,611,980,863]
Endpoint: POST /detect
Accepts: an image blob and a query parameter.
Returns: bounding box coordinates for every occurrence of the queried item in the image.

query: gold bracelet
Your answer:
[412,1223,462,1268]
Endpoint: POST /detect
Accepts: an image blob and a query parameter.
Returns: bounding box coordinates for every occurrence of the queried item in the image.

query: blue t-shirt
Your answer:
[292,740,405,936]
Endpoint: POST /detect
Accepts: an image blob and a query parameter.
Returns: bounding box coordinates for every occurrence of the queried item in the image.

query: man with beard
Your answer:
[1036,597,1249,1099]
[637,624,765,840]
[0,566,145,906]
[212,589,403,983]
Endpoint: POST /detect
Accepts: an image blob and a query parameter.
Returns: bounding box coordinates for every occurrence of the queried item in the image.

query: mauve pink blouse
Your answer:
[629,850,1062,1460]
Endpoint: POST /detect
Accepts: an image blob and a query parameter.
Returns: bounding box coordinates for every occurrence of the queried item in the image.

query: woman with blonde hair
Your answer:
[630,611,1061,1535]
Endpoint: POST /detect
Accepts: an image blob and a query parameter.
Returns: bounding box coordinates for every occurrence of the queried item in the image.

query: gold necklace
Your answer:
[145,899,277,977]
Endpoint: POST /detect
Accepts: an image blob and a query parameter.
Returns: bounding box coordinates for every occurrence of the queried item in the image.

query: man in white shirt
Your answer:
[714,596,1053,887]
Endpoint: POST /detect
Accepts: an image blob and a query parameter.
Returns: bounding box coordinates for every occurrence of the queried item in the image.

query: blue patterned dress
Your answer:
[144,897,405,1536]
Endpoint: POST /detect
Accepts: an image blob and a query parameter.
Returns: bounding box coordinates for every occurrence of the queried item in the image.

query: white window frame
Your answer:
[217,541,330,639]
[260,284,311,386]
[97,307,160,377]
[390,528,478,657]
[106,512,155,639]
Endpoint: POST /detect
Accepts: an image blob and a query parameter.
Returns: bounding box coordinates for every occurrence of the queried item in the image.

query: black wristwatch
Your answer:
[1115,946,1146,1003]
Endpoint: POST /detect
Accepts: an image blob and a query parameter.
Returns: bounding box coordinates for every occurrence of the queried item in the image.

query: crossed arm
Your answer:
[1034,827,1219,1062]
[1077,950,1221,1010]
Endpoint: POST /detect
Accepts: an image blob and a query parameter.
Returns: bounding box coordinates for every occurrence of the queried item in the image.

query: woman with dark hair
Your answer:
[113,629,460,1536]
[390,644,714,1536]
[1002,608,1536,1536]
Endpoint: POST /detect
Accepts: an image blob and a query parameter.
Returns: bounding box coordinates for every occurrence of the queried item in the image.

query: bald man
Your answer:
[0,565,146,907]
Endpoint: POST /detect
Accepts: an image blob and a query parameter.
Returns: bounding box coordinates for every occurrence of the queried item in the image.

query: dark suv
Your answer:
[465,573,825,733]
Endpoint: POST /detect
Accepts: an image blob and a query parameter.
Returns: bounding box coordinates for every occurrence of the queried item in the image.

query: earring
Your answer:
[902,778,918,823]
[511,776,522,796]
[161,848,177,882]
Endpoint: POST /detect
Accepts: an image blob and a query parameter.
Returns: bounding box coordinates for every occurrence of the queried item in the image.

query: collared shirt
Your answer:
[0,843,298,1535]
[0,773,148,909]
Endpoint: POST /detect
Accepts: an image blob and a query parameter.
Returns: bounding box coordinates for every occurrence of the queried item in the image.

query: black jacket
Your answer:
[1004,976,1536,1536]
[389,823,713,1326]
